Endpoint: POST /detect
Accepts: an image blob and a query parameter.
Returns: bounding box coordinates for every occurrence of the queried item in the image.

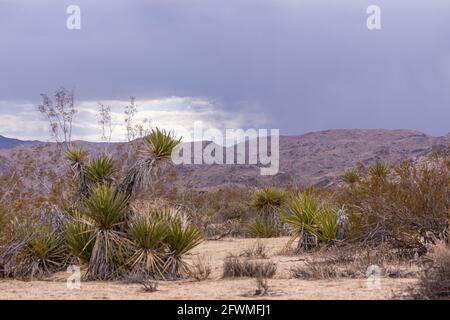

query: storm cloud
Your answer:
[1,0,450,140]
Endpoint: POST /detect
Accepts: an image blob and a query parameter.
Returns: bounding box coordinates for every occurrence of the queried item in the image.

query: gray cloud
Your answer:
[1,0,450,140]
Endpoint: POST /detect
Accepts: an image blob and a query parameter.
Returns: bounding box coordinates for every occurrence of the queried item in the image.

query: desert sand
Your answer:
[0,237,416,300]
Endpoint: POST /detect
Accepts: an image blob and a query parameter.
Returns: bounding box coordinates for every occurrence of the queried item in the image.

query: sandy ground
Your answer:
[0,237,417,300]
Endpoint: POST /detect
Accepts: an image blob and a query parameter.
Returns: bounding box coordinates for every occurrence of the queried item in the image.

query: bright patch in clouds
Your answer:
[0,97,267,143]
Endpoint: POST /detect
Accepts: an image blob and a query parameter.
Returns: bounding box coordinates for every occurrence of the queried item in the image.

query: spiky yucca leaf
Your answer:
[252,187,287,212]
[83,185,128,229]
[128,214,169,277]
[66,147,88,165]
[282,192,338,248]
[129,214,168,250]
[143,127,181,160]
[84,155,117,185]
[65,213,95,262]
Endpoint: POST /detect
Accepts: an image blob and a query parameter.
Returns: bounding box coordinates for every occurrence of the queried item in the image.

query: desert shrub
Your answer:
[223,257,276,278]
[369,160,390,179]
[336,153,450,251]
[414,241,450,299]
[246,218,277,238]
[1,221,67,278]
[282,192,339,251]
[190,255,212,281]
[240,241,269,259]
[290,246,417,280]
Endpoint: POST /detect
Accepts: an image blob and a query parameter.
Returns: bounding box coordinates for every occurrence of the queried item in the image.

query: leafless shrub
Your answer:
[190,255,212,281]
[38,87,77,147]
[290,245,417,280]
[412,241,450,299]
[253,276,270,296]
[223,257,276,278]
[124,273,159,292]
[240,241,269,259]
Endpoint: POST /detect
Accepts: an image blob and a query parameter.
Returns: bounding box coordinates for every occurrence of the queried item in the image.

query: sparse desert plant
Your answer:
[223,257,276,278]
[246,218,277,238]
[290,261,339,280]
[369,160,390,179]
[190,255,212,281]
[252,188,287,233]
[414,241,450,299]
[1,222,67,279]
[253,276,270,296]
[240,241,269,259]
[343,169,359,185]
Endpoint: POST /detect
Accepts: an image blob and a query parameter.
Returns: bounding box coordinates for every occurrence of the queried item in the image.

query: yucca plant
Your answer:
[370,160,390,180]
[66,148,89,199]
[25,225,67,277]
[143,128,182,160]
[66,147,88,165]
[118,128,181,198]
[128,213,168,278]
[84,155,117,186]
[65,212,95,263]
[246,217,277,238]
[80,185,130,279]
[282,192,338,251]
[163,209,203,279]
[251,187,287,233]
[343,169,359,185]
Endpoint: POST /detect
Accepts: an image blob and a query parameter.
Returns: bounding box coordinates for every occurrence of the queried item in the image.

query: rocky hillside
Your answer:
[0,129,448,190]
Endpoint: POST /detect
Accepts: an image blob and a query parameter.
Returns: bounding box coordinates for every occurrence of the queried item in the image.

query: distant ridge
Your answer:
[0,129,449,189]
[0,135,38,150]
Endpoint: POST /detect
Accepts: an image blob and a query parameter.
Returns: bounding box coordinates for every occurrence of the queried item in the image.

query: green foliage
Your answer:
[252,187,287,212]
[65,213,95,262]
[84,155,117,185]
[282,192,338,245]
[65,148,88,165]
[143,127,182,160]
[83,185,128,230]
[246,218,277,238]
[369,160,390,179]
[343,169,359,185]
[26,225,67,271]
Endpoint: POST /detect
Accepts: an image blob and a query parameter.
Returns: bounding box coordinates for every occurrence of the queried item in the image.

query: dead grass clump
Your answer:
[223,257,276,278]
[240,241,269,259]
[190,255,212,281]
[413,241,450,299]
[253,276,270,296]
[124,273,159,292]
[290,245,417,280]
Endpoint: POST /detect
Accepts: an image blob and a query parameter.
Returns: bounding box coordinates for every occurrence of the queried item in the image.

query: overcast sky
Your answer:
[1,0,450,141]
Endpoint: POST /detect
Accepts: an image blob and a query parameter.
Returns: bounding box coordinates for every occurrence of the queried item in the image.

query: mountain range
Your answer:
[0,129,449,189]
